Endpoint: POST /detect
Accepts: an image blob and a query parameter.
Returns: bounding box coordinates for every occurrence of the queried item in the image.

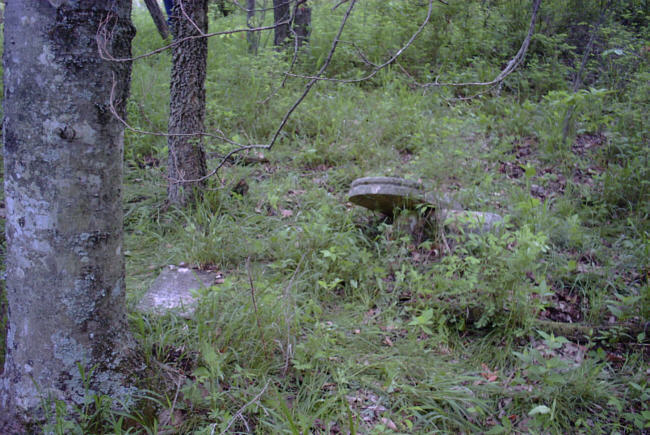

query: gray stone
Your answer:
[136,265,218,317]
[348,177,426,216]
[348,176,504,236]
[441,210,504,234]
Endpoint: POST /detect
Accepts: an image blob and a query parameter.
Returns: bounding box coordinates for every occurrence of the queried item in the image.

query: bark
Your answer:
[167,0,209,206]
[273,0,291,47]
[247,0,258,54]
[214,0,232,17]
[293,4,311,48]
[1,0,143,426]
[144,0,171,40]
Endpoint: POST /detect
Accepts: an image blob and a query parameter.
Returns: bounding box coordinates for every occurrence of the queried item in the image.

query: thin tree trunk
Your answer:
[273,0,291,47]
[144,0,170,40]
[247,0,258,54]
[167,0,209,206]
[1,0,142,426]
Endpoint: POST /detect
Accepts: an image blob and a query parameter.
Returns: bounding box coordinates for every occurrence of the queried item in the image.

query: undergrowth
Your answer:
[3,0,648,433]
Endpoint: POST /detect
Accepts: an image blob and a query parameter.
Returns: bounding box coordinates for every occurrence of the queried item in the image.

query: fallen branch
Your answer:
[534,319,647,343]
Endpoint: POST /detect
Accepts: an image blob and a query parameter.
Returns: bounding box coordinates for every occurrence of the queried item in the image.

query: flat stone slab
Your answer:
[442,210,504,234]
[136,265,218,317]
[348,177,426,216]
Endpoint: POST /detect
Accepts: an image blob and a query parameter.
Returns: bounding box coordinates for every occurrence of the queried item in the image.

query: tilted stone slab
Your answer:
[348,176,504,235]
[348,176,426,216]
[136,265,217,317]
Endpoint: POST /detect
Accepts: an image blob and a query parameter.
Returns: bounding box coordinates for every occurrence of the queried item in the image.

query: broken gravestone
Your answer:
[348,177,426,216]
[348,176,504,235]
[136,265,220,317]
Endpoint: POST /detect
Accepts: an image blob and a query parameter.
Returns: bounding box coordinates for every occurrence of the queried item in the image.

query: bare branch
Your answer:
[561,0,611,145]
[331,0,349,11]
[285,0,540,89]
[417,0,542,88]
[232,0,297,14]
[267,0,357,150]
[258,0,308,104]
[284,0,435,84]
[97,16,294,63]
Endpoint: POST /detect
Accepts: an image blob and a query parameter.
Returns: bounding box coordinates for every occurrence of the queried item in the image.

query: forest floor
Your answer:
[2,2,648,434]
[116,9,649,431]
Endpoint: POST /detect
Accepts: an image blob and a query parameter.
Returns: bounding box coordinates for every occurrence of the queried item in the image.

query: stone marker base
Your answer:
[136,265,219,318]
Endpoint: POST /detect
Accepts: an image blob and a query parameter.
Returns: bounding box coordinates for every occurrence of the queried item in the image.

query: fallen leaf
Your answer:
[481,363,498,382]
[381,417,398,430]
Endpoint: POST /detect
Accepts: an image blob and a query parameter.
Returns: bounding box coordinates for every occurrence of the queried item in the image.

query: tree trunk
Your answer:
[167,0,209,206]
[247,0,258,54]
[144,0,171,40]
[214,0,232,17]
[273,0,291,47]
[1,0,142,426]
[293,3,311,48]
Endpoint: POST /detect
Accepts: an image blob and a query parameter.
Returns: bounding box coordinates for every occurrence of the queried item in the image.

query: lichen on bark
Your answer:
[1,0,144,426]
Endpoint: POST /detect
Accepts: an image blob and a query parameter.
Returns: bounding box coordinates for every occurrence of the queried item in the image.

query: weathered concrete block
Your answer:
[136,265,218,317]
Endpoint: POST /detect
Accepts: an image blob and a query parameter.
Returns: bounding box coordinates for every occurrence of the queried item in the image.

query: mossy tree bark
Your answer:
[167,0,209,206]
[1,0,143,427]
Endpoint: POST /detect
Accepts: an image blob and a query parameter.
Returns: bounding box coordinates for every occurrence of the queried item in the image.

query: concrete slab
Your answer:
[136,265,218,317]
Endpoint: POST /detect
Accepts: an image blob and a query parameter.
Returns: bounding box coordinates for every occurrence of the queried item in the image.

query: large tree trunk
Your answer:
[273,0,291,47]
[167,0,209,206]
[1,0,142,426]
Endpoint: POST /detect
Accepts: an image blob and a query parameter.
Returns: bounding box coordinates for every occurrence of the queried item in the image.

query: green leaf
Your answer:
[524,165,537,178]
[601,48,624,57]
[528,405,551,416]
[409,308,434,326]
[193,367,210,379]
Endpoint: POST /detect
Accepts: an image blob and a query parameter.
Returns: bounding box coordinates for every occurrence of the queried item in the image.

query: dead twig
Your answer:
[282,255,305,377]
[213,380,271,435]
[246,257,268,356]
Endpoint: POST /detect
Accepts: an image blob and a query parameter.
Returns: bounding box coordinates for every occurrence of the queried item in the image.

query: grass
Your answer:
[3,1,649,433]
